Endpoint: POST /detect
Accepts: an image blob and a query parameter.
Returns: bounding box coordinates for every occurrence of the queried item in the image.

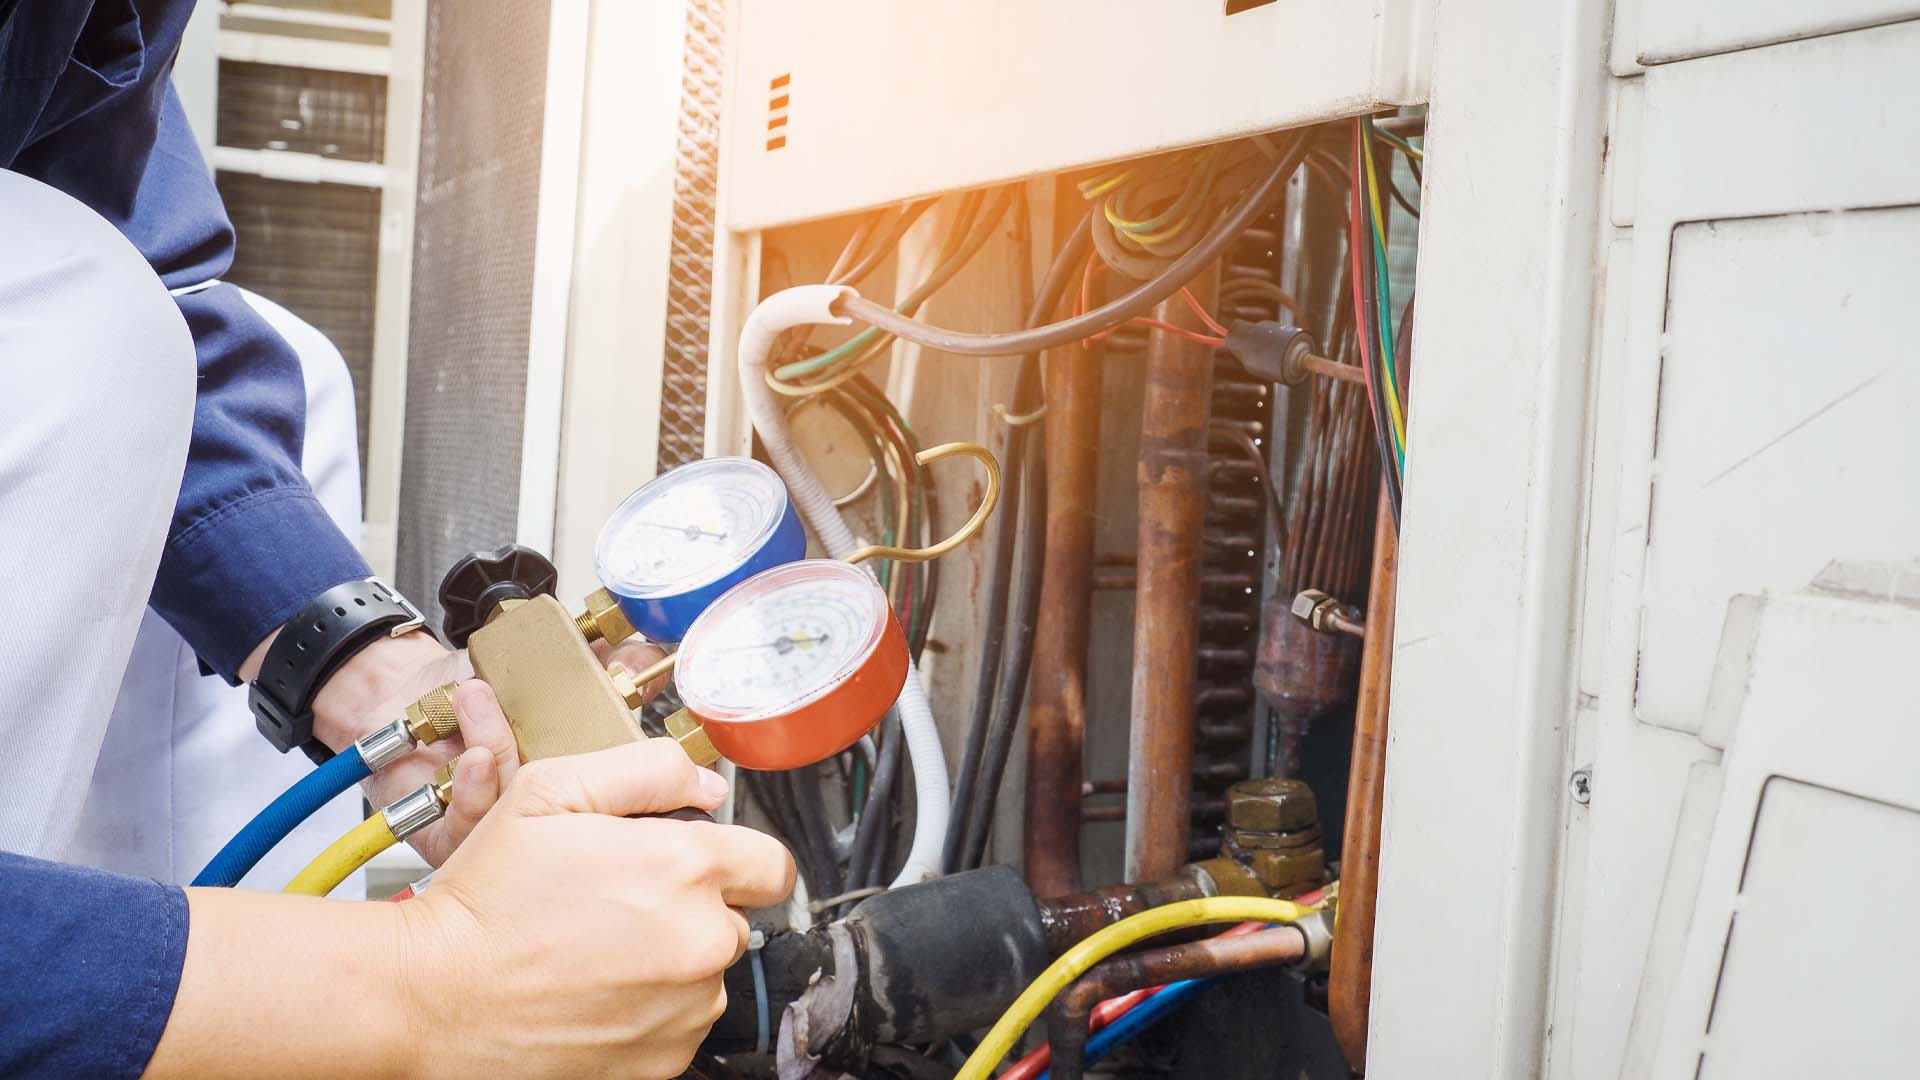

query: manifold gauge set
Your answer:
[593,456,913,770]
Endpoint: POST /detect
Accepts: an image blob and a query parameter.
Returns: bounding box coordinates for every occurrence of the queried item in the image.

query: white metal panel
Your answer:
[1645,583,1920,1077]
[1605,22,1920,739]
[720,0,1433,229]
[1697,779,1920,1079]
[1636,0,1920,66]
[1635,208,1920,733]
[1367,0,1611,1075]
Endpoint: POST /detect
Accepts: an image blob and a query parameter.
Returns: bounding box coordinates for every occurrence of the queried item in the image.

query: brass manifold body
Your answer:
[410,440,1000,776]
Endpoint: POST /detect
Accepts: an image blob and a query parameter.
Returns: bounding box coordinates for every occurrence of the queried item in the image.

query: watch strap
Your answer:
[249,578,426,763]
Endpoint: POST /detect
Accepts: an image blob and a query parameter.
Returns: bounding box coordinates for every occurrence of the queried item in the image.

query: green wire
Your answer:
[1372,127,1424,161]
[776,188,1011,382]
[1361,120,1407,472]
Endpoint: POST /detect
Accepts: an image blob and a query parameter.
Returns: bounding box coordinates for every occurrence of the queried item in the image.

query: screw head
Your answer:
[1569,768,1592,805]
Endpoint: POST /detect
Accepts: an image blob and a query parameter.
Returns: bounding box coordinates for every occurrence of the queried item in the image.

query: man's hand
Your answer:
[400,739,794,1078]
[243,625,672,866]
[154,740,795,1080]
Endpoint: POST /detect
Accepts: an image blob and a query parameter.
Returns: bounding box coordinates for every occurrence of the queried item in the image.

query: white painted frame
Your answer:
[514,0,592,555]
[547,0,690,601]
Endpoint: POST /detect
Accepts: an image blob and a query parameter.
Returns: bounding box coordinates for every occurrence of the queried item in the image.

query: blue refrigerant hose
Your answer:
[191,744,371,887]
[1037,977,1218,1080]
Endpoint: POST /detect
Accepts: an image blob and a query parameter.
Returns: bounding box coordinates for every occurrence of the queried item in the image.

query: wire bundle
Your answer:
[1347,116,1416,522]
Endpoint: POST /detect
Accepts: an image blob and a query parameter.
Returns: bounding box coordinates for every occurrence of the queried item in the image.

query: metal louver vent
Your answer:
[655,0,727,471]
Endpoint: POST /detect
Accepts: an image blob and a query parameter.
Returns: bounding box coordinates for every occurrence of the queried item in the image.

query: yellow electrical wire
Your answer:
[1359,130,1409,450]
[954,895,1310,1080]
[284,812,397,897]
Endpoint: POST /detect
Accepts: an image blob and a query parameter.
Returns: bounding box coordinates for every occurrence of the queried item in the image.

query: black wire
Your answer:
[838,197,938,287]
[1387,290,1414,527]
[940,199,1089,874]
[957,427,1045,870]
[836,133,1310,357]
[840,706,902,913]
[1344,134,1405,526]
[1385,171,1421,219]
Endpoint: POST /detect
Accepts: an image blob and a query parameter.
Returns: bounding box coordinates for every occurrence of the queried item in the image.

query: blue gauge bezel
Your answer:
[600,464,806,644]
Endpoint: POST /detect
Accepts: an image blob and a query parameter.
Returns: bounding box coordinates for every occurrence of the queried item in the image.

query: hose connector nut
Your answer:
[355,717,416,772]
[405,683,461,745]
[382,782,447,841]
[1291,908,1336,972]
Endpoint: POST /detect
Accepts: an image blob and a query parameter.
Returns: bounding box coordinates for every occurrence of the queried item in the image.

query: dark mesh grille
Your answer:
[397,0,551,625]
[216,61,387,161]
[655,0,727,470]
[216,172,380,491]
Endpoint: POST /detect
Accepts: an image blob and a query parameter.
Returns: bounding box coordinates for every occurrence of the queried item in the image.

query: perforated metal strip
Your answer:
[655,0,727,470]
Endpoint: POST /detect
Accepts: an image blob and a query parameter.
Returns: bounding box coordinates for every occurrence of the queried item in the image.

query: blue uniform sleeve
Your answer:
[12,5,372,680]
[0,852,188,1079]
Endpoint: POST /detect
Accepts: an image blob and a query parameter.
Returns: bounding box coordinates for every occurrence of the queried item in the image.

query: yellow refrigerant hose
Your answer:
[283,812,398,897]
[955,895,1311,1080]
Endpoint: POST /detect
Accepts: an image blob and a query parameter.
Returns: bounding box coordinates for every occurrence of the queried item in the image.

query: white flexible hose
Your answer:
[737,285,950,887]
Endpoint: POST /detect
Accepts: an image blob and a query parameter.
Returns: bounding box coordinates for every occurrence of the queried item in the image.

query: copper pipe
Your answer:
[1302,351,1367,385]
[1047,926,1308,1080]
[1023,339,1103,896]
[1079,805,1125,823]
[1035,871,1215,954]
[1092,568,1136,591]
[1125,268,1220,882]
[1330,492,1398,1071]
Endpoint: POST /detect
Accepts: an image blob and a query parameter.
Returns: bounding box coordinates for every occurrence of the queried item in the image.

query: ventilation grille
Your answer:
[654,0,727,472]
[216,172,381,487]
[216,60,387,161]
[396,0,551,623]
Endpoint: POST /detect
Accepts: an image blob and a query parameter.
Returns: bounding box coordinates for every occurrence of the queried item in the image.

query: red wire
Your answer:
[1079,258,1226,347]
[1180,286,1230,337]
[998,920,1269,1080]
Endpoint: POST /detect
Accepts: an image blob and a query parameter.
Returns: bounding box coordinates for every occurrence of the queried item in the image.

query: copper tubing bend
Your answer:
[1329,492,1399,1071]
[1024,339,1103,896]
[1046,925,1308,1080]
[1125,267,1220,882]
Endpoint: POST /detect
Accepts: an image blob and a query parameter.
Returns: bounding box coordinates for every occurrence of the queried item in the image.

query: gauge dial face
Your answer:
[596,458,789,599]
[676,561,890,721]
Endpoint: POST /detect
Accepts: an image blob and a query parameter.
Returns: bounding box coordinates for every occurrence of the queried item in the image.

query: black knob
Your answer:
[437,544,559,647]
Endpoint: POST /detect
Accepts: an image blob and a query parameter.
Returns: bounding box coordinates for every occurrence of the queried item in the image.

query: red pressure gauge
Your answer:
[673,559,908,771]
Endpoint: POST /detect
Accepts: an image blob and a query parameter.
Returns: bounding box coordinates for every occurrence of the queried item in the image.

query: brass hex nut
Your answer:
[1226,777,1319,834]
[579,587,638,646]
[1291,589,1330,625]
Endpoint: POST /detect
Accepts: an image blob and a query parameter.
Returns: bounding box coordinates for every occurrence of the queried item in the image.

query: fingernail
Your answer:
[698,768,729,802]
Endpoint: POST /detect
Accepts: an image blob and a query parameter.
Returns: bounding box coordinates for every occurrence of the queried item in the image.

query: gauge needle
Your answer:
[719,633,828,655]
[638,520,729,542]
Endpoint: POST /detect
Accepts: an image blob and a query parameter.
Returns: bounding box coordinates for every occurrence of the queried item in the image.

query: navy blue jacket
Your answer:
[3,4,378,1073]
[4,0,372,681]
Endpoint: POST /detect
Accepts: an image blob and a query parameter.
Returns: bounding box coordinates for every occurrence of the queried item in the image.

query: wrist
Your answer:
[310,631,460,751]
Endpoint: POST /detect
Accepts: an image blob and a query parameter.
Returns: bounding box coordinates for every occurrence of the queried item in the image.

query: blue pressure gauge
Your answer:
[594,457,806,643]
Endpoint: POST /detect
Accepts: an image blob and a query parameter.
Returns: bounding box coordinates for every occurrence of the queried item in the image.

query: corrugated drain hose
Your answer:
[737,286,951,887]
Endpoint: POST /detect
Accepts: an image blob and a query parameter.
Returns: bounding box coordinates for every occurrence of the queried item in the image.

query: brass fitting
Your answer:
[663,707,721,768]
[1220,778,1328,895]
[432,760,457,806]
[575,587,638,646]
[1290,589,1366,639]
[405,683,461,745]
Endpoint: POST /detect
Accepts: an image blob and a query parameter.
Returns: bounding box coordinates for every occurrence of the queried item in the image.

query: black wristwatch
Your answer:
[249,577,427,764]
